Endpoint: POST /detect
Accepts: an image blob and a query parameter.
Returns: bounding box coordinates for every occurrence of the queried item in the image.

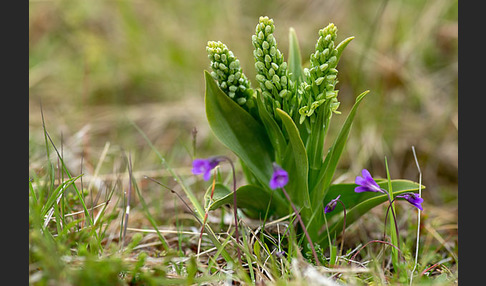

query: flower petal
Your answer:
[354,186,369,193]
[269,163,289,189]
[413,203,423,211]
[355,175,366,186]
[203,170,212,181]
[361,169,373,180]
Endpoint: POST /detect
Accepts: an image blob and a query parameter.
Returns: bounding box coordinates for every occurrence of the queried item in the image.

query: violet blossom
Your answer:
[269,163,289,189]
[395,192,424,211]
[191,157,222,181]
[324,195,342,214]
[354,169,384,194]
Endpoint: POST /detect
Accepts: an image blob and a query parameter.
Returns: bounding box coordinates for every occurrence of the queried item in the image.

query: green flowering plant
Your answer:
[201,16,423,254]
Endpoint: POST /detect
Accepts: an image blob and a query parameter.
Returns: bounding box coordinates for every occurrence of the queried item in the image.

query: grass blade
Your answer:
[385,157,400,272]
[410,146,423,285]
[131,121,205,218]
[131,172,171,251]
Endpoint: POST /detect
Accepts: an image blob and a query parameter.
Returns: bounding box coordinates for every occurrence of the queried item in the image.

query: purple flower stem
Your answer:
[382,193,402,276]
[319,199,346,265]
[280,186,320,266]
[383,194,401,253]
[194,155,241,264]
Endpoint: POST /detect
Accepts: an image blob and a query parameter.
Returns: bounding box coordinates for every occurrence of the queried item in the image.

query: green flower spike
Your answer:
[206,41,253,107]
[298,23,341,124]
[252,16,295,117]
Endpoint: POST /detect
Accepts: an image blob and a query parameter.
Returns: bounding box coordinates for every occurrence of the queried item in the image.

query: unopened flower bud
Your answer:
[207,41,252,108]
[268,68,275,77]
[265,54,272,63]
[265,24,273,35]
[262,41,270,50]
[252,16,294,116]
[256,74,266,83]
[237,97,247,105]
[315,77,325,86]
[255,61,266,72]
[258,31,265,40]
[272,75,280,85]
[265,80,274,90]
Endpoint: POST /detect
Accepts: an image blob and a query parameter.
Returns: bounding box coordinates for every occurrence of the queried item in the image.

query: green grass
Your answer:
[29,117,457,285]
[29,0,457,284]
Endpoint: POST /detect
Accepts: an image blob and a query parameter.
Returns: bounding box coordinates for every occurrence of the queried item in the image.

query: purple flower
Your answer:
[192,157,222,181]
[275,250,286,258]
[355,169,384,194]
[269,163,289,189]
[324,195,341,214]
[395,193,424,211]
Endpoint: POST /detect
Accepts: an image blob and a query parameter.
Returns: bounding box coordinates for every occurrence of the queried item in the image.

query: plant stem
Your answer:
[383,192,402,276]
[338,200,346,258]
[383,195,400,250]
[198,172,217,256]
[410,145,422,285]
[220,156,242,265]
[281,187,320,266]
[348,239,402,265]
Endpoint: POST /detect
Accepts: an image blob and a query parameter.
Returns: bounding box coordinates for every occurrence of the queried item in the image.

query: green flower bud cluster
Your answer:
[206,41,252,106]
[252,16,295,116]
[298,23,341,124]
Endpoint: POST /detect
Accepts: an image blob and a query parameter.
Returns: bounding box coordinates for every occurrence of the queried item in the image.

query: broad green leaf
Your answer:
[317,179,424,247]
[204,71,274,187]
[205,183,288,218]
[204,182,233,208]
[324,179,424,216]
[240,160,260,187]
[311,90,370,206]
[256,91,287,164]
[276,108,310,208]
[288,27,304,84]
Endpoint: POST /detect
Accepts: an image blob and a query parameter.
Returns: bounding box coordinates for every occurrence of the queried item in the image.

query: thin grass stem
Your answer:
[121,152,133,249]
[323,213,333,266]
[225,156,242,265]
[338,200,346,259]
[410,146,422,285]
[198,171,217,256]
[143,176,202,226]
[131,175,170,251]
[280,187,320,266]
[348,239,403,266]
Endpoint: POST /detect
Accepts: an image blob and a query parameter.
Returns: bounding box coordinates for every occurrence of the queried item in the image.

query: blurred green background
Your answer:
[29,0,457,206]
